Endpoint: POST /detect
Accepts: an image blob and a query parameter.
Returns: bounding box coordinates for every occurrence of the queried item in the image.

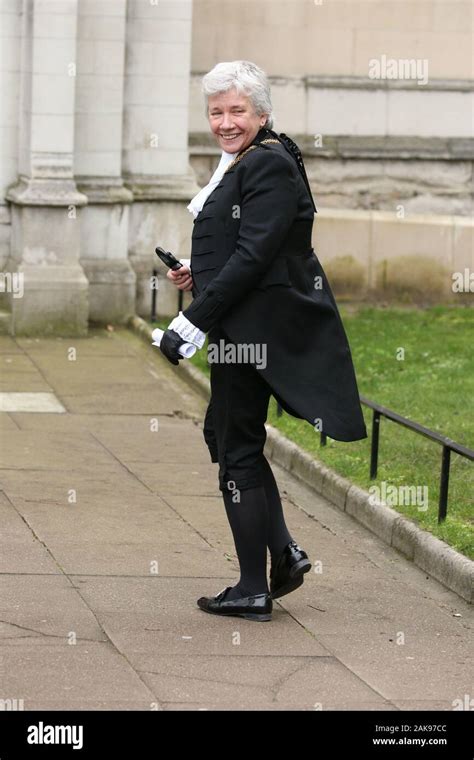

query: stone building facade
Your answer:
[0,0,472,335]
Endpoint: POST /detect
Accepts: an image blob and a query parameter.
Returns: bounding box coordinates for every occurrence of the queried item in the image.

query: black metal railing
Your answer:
[276,396,473,523]
[151,275,472,524]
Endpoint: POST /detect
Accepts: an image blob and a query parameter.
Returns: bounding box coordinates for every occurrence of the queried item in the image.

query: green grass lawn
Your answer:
[152,305,474,559]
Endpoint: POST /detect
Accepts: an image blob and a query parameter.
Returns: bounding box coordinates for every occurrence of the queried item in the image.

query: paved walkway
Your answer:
[0,328,472,710]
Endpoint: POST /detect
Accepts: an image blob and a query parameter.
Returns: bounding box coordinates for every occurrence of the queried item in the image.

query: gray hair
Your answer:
[202,60,274,130]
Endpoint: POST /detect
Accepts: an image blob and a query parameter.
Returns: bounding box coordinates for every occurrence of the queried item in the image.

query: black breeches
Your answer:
[202,326,273,493]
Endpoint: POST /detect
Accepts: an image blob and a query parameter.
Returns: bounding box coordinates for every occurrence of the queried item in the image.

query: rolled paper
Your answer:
[151,327,197,359]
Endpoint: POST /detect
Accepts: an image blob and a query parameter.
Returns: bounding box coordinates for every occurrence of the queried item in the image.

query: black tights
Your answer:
[222,456,293,600]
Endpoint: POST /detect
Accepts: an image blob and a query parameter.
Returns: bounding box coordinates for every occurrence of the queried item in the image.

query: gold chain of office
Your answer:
[223,138,281,174]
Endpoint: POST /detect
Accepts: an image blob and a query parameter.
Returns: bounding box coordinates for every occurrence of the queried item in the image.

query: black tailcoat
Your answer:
[182,127,367,442]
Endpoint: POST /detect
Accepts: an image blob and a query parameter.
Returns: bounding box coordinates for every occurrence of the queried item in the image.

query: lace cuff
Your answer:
[167,311,206,349]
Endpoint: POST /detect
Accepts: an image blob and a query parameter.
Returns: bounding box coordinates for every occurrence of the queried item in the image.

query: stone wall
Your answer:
[0,0,472,334]
[187,0,473,309]
[0,0,198,335]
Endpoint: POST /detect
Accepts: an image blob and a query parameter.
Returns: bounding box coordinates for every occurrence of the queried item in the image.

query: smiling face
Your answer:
[207,88,268,154]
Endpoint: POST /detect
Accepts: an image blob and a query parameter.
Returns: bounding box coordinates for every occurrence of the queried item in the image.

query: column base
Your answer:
[81,259,136,324]
[10,264,88,336]
[5,195,89,336]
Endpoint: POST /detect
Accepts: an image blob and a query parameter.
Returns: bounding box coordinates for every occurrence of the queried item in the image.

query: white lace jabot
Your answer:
[187,149,238,218]
[164,150,238,354]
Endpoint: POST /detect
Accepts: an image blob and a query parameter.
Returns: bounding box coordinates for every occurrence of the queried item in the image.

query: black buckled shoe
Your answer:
[270,540,312,599]
[197,586,272,622]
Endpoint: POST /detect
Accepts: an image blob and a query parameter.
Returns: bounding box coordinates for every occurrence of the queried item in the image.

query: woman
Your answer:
[160,61,367,622]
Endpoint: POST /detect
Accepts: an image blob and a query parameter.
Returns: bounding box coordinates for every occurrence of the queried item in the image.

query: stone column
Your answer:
[5,0,89,336]
[74,0,135,325]
[123,0,199,319]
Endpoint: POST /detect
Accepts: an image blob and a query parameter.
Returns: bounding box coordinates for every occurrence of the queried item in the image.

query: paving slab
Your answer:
[0,326,472,711]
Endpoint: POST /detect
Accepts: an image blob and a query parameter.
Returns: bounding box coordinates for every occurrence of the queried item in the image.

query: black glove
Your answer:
[159,329,185,366]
